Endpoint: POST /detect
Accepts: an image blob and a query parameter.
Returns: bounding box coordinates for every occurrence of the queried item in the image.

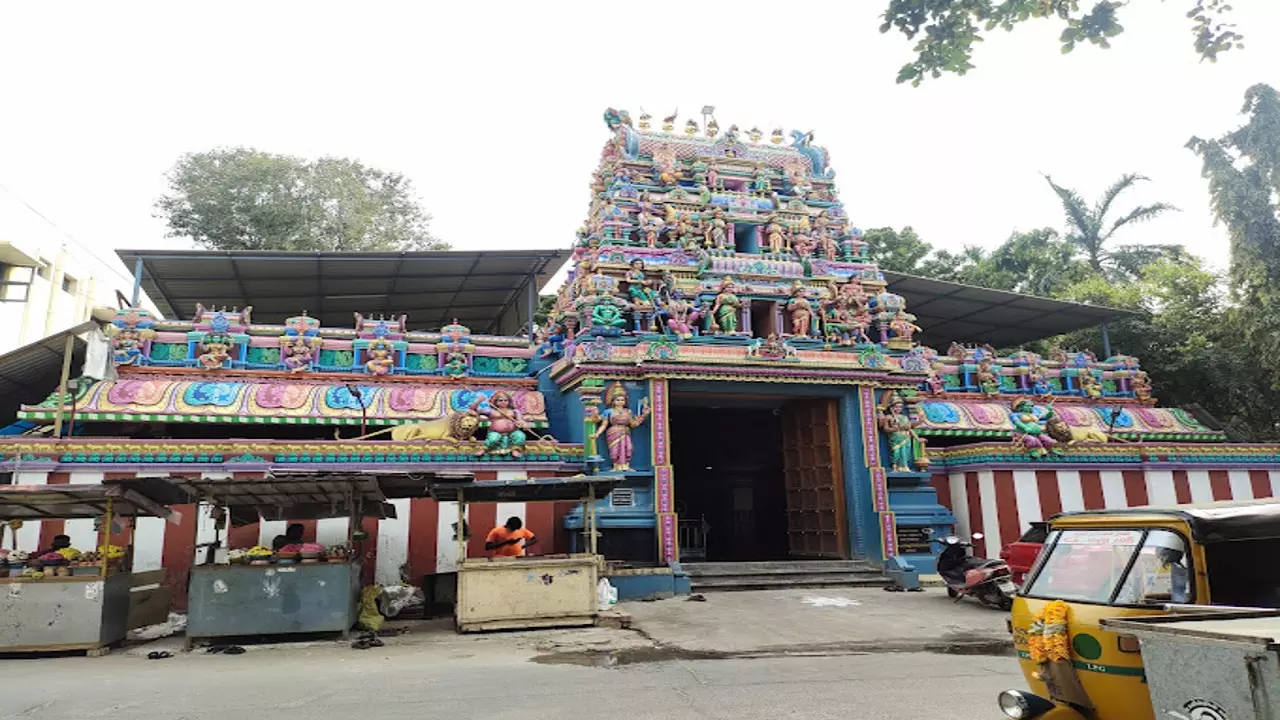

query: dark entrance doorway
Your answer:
[671,396,849,562]
[672,404,788,561]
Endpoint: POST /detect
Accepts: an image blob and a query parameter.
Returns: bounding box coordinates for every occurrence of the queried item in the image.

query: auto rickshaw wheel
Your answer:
[946,587,959,598]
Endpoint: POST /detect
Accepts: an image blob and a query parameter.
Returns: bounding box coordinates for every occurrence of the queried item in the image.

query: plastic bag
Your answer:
[379,583,425,619]
[356,585,385,631]
[596,578,618,611]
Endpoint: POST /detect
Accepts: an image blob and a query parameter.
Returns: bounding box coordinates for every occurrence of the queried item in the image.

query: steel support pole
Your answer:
[52,334,74,437]
[526,274,536,342]
[130,256,144,307]
[1100,322,1113,359]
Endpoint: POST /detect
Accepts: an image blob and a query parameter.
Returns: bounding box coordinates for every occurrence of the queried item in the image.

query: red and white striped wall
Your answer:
[931,468,1280,558]
[5,470,580,610]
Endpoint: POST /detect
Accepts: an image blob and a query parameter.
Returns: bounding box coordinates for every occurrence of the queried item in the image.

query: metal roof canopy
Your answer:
[0,321,96,425]
[428,475,623,504]
[132,473,397,523]
[116,248,572,335]
[881,271,1137,348]
[0,482,184,522]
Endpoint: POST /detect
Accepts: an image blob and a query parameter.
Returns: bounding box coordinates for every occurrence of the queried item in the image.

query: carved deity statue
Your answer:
[889,311,920,346]
[365,339,396,376]
[625,259,657,307]
[471,391,531,459]
[282,336,320,373]
[665,290,701,340]
[705,207,729,250]
[879,392,926,473]
[709,277,742,334]
[1132,371,1153,402]
[198,333,233,370]
[977,358,1000,397]
[766,219,788,254]
[594,383,651,472]
[1079,371,1104,399]
[1011,397,1059,458]
[785,281,813,337]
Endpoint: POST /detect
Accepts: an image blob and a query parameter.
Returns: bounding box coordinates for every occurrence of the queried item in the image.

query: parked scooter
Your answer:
[936,532,1016,610]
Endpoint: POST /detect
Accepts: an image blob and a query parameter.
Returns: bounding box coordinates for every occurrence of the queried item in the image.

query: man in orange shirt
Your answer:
[485,516,537,557]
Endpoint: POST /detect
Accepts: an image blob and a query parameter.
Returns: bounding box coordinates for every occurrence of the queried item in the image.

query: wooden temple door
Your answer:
[780,399,849,559]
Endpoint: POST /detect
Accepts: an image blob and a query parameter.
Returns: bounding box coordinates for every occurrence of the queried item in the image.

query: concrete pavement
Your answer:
[0,640,1021,720]
[621,587,1012,656]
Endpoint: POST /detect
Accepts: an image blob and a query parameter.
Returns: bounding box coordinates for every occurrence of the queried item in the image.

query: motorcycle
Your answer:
[936,532,1016,611]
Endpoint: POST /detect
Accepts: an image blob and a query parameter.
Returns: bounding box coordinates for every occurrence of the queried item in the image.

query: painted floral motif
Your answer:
[387,387,446,415]
[325,386,376,410]
[256,383,312,410]
[921,402,960,424]
[106,380,167,407]
[183,382,241,407]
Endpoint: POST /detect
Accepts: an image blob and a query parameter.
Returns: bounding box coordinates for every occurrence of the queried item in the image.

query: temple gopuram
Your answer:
[2,107,1278,598]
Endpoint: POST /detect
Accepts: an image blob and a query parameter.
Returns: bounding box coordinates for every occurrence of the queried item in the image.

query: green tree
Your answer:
[881,0,1244,86]
[1189,83,1280,398]
[1043,173,1178,278]
[155,148,447,252]
[862,227,934,273]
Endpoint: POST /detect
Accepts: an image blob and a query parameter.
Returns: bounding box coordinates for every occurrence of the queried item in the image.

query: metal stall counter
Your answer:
[0,481,183,655]
[163,472,408,649]
[428,475,621,633]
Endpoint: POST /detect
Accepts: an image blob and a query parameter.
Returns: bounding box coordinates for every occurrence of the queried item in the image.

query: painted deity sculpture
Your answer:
[888,311,920,347]
[925,365,947,396]
[471,391,530,458]
[785,281,813,337]
[198,333,233,370]
[112,329,146,366]
[443,351,468,378]
[1079,371,1103,399]
[625,260,657,307]
[282,336,320,373]
[705,208,729,250]
[791,231,815,258]
[879,392,925,472]
[766,220,788,254]
[1132,371,1153,401]
[365,339,396,375]
[1011,397,1059,458]
[752,167,771,193]
[709,277,742,334]
[977,358,1000,397]
[1028,366,1052,396]
[594,383,651,472]
[665,291,701,340]
[538,322,566,358]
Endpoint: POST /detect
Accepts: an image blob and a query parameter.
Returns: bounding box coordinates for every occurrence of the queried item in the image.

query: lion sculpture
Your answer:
[335,411,480,442]
[1045,413,1118,446]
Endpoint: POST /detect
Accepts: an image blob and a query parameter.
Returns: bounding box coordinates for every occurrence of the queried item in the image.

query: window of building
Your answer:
[36,263,51,280]
[62,274,79,295]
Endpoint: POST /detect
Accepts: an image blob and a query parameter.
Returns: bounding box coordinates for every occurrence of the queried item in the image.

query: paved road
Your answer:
[0,643,1021,720]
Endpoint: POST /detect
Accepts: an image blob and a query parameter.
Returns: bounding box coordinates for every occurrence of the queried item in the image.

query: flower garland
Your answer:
[1028,600,1071,665]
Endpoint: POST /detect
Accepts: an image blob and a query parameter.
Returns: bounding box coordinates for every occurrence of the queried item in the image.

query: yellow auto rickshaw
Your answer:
[996,499,1280,720]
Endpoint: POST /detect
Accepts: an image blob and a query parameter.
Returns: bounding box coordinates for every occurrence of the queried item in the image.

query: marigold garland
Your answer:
[1028,600,1071,664]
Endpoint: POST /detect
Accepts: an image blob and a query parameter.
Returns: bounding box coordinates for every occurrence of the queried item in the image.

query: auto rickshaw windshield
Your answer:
[1024,528,1191,606]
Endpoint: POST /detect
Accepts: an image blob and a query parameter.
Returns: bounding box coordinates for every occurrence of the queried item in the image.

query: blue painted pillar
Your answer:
[838,390,878,559]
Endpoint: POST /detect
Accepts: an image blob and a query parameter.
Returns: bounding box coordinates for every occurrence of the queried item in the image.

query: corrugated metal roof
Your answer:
[0,320,97,425]
[881,271,1137,348]
[116,248,571,335]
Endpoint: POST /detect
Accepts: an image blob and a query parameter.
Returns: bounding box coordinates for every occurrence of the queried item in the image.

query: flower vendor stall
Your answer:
[427,474,621,633]
[159,472,425,649]
[0,481,184,655]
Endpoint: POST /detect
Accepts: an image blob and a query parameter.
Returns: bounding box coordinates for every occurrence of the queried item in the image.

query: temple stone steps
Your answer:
[682,560,889,592]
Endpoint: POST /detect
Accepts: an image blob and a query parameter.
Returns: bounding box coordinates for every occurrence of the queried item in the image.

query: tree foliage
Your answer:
[1043,173,1179,277]
[1189,83,1280,407]
[155,148,447,252]
[867,163,1280,439]
[881,0,1244,86]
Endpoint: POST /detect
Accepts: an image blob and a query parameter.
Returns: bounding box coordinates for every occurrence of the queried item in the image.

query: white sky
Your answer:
[2,1,1277,289]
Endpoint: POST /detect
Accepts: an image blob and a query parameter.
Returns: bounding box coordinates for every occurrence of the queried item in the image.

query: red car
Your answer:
[999,522,1048,586]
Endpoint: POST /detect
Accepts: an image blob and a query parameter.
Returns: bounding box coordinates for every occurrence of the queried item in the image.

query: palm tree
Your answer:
[1044,173,1178,278]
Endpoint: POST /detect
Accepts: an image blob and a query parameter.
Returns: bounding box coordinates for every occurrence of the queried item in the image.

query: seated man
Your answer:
[484,517,537,558]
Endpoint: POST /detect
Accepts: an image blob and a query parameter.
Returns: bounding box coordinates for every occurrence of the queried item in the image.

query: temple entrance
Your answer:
[671,396,847,562]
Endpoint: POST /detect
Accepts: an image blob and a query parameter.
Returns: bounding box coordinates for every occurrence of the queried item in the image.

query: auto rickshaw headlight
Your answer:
[998,690,1055,719]
[998,691,1030,719]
